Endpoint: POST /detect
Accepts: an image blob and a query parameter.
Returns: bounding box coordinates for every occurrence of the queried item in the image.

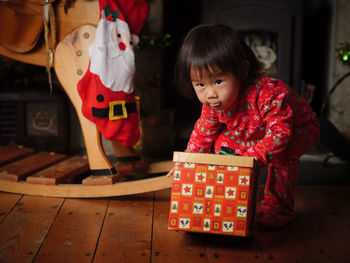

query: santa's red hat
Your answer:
[99,0,149,36]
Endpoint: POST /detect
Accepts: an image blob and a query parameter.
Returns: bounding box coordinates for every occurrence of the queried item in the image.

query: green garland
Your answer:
[135,33,172,52]
[336,42,350,66]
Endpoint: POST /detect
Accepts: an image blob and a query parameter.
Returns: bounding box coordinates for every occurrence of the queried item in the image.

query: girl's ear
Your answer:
[242,60,249,80]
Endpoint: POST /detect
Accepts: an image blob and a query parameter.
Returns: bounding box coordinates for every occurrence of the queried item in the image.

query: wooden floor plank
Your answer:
[200,187,264,262]
[0,186,348,263]
[203,187,264,263]
[205,236,264,263]
[152,189,210,263]
[0,196,63,263]
[93,193,154,263]
[319,187,350,223]
[152,187,262,263]
[0,192,22,224]
[0,145,35,167]
[255,220,322,263]
[0,152,66,182]
[251,187,322,263]
[295,187,350,263]
[34,198,108,263]
[26,156,89,185]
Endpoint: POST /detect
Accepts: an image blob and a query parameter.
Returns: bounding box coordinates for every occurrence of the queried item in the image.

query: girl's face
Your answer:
[191,67,241,110]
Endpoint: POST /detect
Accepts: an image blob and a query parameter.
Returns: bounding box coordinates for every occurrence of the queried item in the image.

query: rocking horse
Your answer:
[0,0,173,197]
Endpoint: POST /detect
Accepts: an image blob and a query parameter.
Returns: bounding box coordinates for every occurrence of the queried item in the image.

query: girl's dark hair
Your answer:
[175,24,261,98]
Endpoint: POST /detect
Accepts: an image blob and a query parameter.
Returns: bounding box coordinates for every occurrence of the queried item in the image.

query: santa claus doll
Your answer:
[78,0,149,150]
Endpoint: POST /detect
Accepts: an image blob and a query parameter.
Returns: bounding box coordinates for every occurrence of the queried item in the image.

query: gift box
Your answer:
[168,151,260,237]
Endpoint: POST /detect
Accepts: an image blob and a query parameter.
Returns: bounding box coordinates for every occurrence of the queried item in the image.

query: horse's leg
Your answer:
[110,140,150,175]
[54,25,120,185]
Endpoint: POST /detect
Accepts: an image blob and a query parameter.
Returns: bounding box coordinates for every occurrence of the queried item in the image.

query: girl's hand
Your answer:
[167,168,174,177]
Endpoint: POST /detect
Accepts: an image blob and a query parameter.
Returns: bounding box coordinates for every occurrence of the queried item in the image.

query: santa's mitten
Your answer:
[77,0,149,147]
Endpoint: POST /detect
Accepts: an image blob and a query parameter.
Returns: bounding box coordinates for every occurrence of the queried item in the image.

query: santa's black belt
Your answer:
[92,101,137,120]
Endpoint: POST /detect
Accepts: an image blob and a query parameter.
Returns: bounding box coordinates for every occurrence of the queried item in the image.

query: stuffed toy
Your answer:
[77,0,149,147]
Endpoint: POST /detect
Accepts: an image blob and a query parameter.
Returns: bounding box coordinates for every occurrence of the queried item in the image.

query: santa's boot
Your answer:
[255,163,298,229]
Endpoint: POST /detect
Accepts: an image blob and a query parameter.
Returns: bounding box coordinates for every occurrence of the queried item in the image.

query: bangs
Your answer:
[190,63,224,80]
[186,36,232,80]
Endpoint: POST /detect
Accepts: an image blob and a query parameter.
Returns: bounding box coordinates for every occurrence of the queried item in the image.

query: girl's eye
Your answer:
[117,34,121,38]
[197,83,205,88]
[215,79,222,85]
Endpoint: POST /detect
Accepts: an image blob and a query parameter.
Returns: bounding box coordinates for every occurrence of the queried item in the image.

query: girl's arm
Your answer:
[186,105,221,153]
[246,82,293,166]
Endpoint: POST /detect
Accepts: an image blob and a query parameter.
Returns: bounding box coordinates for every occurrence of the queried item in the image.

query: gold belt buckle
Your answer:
[109,100,127,120]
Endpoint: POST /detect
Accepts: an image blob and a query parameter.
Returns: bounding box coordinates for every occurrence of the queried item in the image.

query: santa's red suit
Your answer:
[77,0,149,147]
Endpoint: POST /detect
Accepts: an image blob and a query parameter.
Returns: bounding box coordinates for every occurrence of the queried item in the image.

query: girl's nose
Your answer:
[207,87,218,99]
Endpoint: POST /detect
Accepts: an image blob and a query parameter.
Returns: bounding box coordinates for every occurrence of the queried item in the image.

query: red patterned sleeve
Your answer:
[186,105,221,153]
[246,80,293,166]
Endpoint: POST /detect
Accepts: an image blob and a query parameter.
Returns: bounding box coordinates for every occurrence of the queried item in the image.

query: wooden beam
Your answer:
[0,152,66,182]
[0,145,35,167]
[26,156,89,185]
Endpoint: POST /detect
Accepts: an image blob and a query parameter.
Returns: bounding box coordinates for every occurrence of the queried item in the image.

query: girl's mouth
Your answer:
[209,102,222,108]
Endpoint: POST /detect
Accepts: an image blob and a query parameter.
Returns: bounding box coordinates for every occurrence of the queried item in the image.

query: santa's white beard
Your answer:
[89,42,135,94]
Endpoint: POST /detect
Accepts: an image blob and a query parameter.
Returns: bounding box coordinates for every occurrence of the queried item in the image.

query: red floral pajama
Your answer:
[186,76,320,222]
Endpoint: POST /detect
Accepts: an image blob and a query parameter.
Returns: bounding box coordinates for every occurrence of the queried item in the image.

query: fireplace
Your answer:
[201,0,303,93]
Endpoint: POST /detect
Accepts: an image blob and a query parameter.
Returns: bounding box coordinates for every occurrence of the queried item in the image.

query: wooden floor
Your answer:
[0,186,349,263]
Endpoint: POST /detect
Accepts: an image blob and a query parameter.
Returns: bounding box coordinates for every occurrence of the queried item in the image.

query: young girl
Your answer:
[171,24,320,229]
